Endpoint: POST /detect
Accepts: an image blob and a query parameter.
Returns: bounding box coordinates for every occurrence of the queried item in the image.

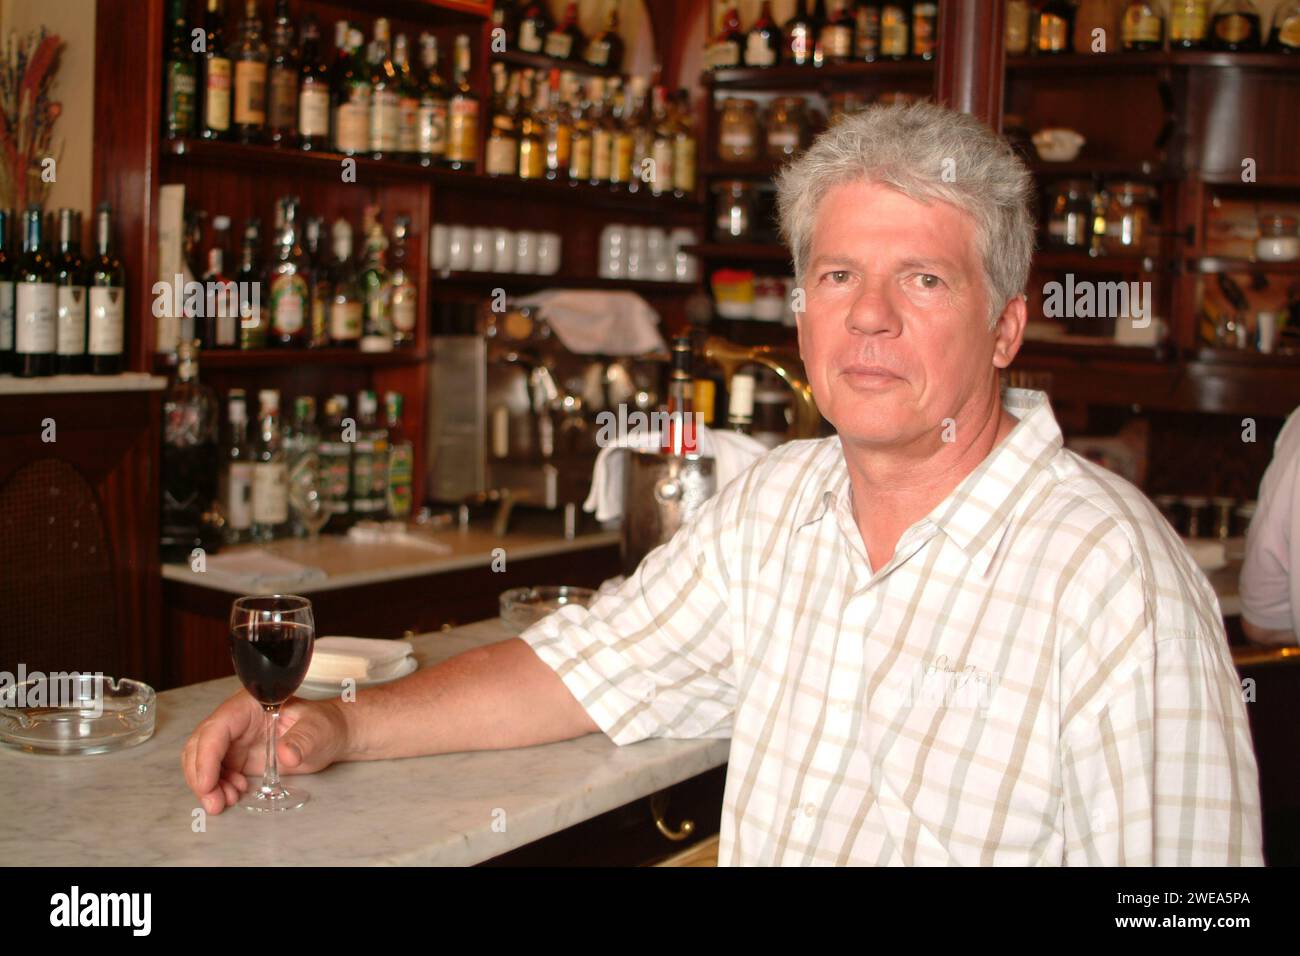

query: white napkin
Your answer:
[346,521,452,553]
[306,636,415,683]
[583,425,769,522]
[201,550,327,589]
[513,290,665,355]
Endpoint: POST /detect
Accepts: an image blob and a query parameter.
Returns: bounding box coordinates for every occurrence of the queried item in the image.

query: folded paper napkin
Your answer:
[306,636,415,683]
[583,424,769,523]
[513,290,665,355]
[347,521,452,553]
[201,550,327,589]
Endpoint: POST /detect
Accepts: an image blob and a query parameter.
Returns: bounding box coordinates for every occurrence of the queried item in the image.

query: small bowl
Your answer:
[499,586,597,633]
[1032,128,1086,162]
[0,675,156,755]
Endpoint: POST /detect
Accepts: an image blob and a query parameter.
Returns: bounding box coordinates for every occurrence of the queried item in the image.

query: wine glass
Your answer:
[228,594,315,812]
[288,451,332,541]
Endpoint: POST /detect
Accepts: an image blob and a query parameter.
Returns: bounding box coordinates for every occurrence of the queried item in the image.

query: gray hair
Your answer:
[775,100,1035,329]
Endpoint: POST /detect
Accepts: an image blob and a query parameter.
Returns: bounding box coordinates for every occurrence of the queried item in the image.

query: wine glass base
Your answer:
[240,783,310,813]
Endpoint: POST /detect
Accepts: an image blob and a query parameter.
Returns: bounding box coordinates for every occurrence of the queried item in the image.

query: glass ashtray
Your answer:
[499,586,596,633]
[0,675,156,755]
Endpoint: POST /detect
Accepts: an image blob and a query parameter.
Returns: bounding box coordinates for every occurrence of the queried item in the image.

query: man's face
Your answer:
[796,179,1015,451]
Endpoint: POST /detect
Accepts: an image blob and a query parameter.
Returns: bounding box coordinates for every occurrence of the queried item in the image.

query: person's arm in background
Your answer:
[1240,408,1300,647]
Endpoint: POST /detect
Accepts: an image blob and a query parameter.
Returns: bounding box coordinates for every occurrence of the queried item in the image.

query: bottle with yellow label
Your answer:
[568,80,595,183]
[446,34,479,171]
[1211,0,1262,50]
[879,3,911,59]
[1272,0,1300,51]
[1170,0,1210,47]
[1033,0,1075,53]
[1122,1,1165,50]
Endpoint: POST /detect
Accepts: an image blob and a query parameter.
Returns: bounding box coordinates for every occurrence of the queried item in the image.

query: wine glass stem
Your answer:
[262,705,282,792]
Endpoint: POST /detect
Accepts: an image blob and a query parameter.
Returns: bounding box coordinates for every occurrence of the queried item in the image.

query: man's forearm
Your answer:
[330,637,601,761]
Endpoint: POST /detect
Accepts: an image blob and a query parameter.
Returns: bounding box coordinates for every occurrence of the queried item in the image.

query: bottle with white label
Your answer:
[251,388,288,541]
[15,205,56,377]
[388,216,416,348]
[88,202,126,375]
[0,209,13,375]
[220,388,255,545]
[269,196,309,347]
[54,209,88,374]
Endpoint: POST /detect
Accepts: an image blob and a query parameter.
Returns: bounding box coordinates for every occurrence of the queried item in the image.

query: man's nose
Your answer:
[844,278,902,336]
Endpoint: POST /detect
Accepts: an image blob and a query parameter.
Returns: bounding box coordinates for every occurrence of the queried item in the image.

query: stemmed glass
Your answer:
[288,450,332,541]
[228,594,315,812]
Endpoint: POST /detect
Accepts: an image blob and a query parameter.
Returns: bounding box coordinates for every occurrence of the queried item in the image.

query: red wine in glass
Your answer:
[229,594,315,812]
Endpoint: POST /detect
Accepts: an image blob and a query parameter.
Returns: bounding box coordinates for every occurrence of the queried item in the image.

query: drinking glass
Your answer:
[288,451,331,541]
[228,595,315,812]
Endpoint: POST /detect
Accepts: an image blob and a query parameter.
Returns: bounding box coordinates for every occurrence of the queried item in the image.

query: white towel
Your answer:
[201,549,327,590]
[513,290,666,355]
[583,425,769,522]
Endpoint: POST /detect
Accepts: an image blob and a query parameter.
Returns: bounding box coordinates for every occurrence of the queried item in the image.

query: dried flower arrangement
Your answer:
[0,27,64,213]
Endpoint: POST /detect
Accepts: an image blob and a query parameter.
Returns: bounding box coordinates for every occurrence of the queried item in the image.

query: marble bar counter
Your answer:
[0,620,731,867]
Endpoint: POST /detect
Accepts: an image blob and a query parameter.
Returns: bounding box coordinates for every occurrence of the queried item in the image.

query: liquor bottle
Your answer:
[334,27,371,155]
[1121,1,1165,49]
[358,217,392,353]
[266,0,297,146]
[494,0,521,42]
[177,211,204,348]
[745,1,783,67]
[608,82,636,190]
[269,197,309,348]
[1273,0,1300,51]
[648,85,675,197]
[297,15,330,150]
[15,206,56,377]
[1033,0,1075,53]
[219,388,254,545]
[284,395,318,537]
[446,34,479,171]
[568,78,595,183]
[519,71,548,181]
[545,2,585,61]
[627,77,653,194]
[329,19,351,89]
[880,2,911,58]
[236,218,266,350]
[230,0,269,144]
[329,219,362,347]
[318,394,353,531]
[518,2,553,55]
[585,0,625,71]
[542,69,572,181]
[1211,0,1263,50]
[911,1,938,59]
[393,34,420,159]
[672,90,697,197]
[53,209,87,374]
[303,216,330,348]
[0,210,13,375]
[485,64,520,177]
[726,372,755,435]
[164,0,197,139]
[384,391,414,520]
[388,216,416,349]
[1170,0,1211,47]
[199,0,232,140]
[160,341,220,562]
[416,34,449,166]
[810,0,829,65]
[369,18,401,160]
[857,1,882,60]
[1006,0,1033,53]
[660,336,699,456]
[821,1,857,62]
[87,204,126,374]
[786,0,818,65]
[706,2,744,70]
[251,388,289,542]
[351,389,388,520]
[202,215,239,349]
[589,77,613,186]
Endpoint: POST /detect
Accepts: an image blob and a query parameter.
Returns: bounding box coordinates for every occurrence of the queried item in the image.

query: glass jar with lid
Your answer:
[766,96,810,161]
[1256,213,1300,262]
[1046,180,1094,248]
[713,180,757,240]
[718,98,760,163]
[1101,180,1157,255]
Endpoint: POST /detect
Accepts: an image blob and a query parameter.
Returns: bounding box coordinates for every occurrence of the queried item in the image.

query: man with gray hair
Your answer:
[184,102,1262,866]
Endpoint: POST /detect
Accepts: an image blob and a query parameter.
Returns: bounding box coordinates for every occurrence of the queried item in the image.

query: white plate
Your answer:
[295,655,418,700]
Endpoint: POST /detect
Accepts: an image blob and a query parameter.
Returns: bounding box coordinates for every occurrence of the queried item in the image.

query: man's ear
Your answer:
[991,295,1027,370]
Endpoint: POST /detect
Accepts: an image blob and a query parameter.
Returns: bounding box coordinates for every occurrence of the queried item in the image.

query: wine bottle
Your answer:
[15,206,56,377]
[220,388,254,545]
[297,15,331,150]
[416,34,449,167]
[820,1,857,64]
[393,34,420,159]
[160,341,220,561]
[266,0,298,146]
[199,0,231,140]
[389,216,416,349]
[518,2,553,55]
[164,0,196,139]
[446,34,479,171]
[230,0,269,144]
[585,0,625,70]
[268,197,309,348]
[203,215,239,349]
[236,218,266,350]
[328,219,362,348]
[369,18,401,160]
[54,209,88,374]
[333,27,371,155]
[358,218,392,353]
[88,202,126,374]
[251,388,288,542]
[746,1,784,67]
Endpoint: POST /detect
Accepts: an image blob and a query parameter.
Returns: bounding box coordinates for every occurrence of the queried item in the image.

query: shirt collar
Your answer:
[797,388,1064,577]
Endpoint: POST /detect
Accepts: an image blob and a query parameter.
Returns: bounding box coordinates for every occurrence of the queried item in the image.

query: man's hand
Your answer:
[181,691,351,815]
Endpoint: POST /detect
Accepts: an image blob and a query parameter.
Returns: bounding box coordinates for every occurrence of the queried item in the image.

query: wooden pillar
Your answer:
[935,0,1005,130]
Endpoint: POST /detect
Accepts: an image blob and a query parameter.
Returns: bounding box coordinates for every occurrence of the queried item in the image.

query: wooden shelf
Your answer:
[441,170,703,212]
[493,48,619,78]
[152,349,424,371]
[702,59,934,91]
[432,271,700,294]
[1007,50,1300,72]
[1032,249,1166,273]
[1189,256,1300,275]
[1026,158,1173,180]
[1190,347,1300,367]
[701,158,790,179]
[1018,337,1167,364]
[683,242,791,263]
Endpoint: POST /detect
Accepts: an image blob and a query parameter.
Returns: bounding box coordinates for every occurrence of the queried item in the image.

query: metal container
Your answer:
[621,451,716,575]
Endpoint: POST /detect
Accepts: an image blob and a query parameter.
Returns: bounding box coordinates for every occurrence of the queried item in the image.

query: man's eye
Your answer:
[915,273,943,289]
[823,270,851,284]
